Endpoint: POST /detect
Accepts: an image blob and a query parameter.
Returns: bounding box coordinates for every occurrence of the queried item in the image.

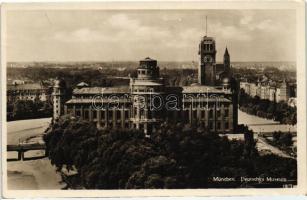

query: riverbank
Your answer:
[238,109,296,133]
[7,156,65,190]
[7,117,65,190]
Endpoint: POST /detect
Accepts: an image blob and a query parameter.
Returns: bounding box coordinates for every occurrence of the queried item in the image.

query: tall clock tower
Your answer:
[198,36,217,86]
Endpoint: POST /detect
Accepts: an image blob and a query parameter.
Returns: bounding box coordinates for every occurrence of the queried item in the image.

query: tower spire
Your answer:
[205,16,207,36]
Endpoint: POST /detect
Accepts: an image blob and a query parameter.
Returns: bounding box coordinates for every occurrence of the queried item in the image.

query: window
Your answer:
[116,110,121,120]
[93,110,97,120]
[125,110,129,118]
[84,110,89,120]
[217,110,221,118]
[225,122,229,129]
[101,110,105,120]
[225,109,229,117]
[76,110,81,117]
[140,124,144,130]
[209,110,213,118]
[217,122,221,130]
[209,121,214,130]
[125,123,129,129]
[201,110,205,119]
[109,110,113,119]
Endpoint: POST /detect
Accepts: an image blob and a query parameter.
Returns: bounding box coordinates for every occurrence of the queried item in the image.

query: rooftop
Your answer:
[73,86,130,95]
[182,85,231,94]
[66,98,130,104]
[141,57,156,62]
[7,83,45,91]
[77,82,89,87]
[131,79,163,86]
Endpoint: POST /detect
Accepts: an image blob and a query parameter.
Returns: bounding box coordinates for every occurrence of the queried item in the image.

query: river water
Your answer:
[6,118,65,190]
[238,110,297,133]
[6,111,297,190]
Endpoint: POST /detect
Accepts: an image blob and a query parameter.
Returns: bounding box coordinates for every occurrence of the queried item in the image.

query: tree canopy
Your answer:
[44,116,297,189]
[239,89,296,125]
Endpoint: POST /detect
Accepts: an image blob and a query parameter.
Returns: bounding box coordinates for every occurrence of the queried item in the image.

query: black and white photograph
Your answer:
[1,1,306,197]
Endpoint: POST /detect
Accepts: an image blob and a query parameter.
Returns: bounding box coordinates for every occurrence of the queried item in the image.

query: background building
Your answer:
[240,78,293,103]
[7,83,49,103]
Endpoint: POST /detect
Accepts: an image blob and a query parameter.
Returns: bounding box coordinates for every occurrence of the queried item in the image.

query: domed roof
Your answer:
[142,57,156,62]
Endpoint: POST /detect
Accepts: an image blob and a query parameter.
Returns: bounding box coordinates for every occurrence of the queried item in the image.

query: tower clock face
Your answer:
[204,55,213,63]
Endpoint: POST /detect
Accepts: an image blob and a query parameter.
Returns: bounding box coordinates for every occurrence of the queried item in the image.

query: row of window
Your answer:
[72,108,229,120]
[183,102,230,108]
[138,69,152,75]
[70,109,231,131]
[133,88,155,93]
[203,42,214,51]
[74,109,130,120]
[99,121,229,131]
[13,96,45,100]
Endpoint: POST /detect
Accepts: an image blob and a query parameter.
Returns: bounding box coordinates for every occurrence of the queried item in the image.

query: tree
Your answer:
[272,131,281,143]
[44,116,297,189]
[13,100,36,119]
[279,133,293,147]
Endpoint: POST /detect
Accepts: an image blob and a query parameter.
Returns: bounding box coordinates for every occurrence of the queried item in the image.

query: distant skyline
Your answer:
[6,9,296,62]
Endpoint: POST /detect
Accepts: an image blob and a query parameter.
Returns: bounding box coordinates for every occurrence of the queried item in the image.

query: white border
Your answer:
[1,1,306,198]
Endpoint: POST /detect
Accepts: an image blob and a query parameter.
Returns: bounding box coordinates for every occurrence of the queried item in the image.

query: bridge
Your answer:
[245,123,281,126]
[7,143,46,161]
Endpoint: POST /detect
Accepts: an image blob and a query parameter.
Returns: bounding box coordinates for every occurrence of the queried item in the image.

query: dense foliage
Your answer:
[272,131,293,147]
[239,89,297,125]
[7,100,52,121]
[266,131,296,158]
[43,116,297,189]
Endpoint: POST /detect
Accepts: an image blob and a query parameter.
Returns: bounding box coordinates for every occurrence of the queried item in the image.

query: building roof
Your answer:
[184,97,232,103]
[73,86,130,95]
[7,83,45,91]
[131,79,163,86]
[202,36,215,41]
[141,57,156,62]
[182,85,231,94]
[77,82,89,87]
[66,98,131,104]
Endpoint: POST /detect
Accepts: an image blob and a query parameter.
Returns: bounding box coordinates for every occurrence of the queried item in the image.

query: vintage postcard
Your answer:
[1,1,306,198]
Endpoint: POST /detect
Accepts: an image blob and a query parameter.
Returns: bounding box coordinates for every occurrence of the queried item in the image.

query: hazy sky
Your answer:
[6,9,296,62]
